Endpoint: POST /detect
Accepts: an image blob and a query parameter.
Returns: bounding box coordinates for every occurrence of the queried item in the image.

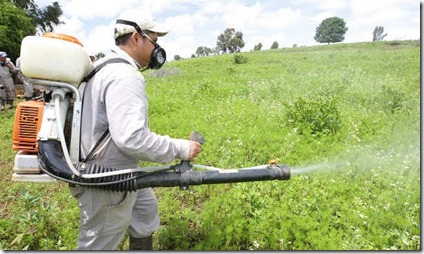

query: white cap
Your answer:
[114,12,169,39]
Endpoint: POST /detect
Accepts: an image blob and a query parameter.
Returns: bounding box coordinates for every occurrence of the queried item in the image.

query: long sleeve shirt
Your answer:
[80,46,189,169]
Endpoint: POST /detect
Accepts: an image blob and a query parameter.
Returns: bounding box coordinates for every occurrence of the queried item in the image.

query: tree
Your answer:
[211,46,220,55]
[0,0,64,60]
[373,26,387,42]
[35,2,63,34]
[12,0,64,34]
[195,46,212,57]
[0,1,34,60]
[271,41,279,49]
[253,43,262,51]
[314,17,348,44]
[216,28,245,54]
[174,55,182,61]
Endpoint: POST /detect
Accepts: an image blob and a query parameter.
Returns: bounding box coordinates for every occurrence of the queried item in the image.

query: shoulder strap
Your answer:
[79,58,131,162]
[82,57,131,83]
[81,129,110,163]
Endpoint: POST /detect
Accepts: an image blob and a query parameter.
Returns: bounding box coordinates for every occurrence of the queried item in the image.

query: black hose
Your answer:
[134,165,291,189]
[38,140,291,192]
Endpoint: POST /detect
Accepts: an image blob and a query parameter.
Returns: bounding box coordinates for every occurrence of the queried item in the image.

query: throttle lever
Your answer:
[179,131,205,190]
[189,131,205,145]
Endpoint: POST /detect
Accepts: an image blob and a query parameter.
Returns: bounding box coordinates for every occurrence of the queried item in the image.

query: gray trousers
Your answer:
[70,186,160,250]
[0,76,14,100]
[18,72,33,98]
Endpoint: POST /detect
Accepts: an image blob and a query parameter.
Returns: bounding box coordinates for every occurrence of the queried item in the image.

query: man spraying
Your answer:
[69,12,202,250]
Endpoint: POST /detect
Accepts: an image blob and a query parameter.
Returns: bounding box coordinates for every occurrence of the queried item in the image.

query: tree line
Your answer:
[0,3,388,63]
[183,16,388,60]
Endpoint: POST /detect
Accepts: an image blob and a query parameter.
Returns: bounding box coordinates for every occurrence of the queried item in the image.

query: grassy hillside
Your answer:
[0,40,420,250]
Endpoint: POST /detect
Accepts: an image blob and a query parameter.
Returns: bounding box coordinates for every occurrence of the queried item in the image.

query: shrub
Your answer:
[233,54,248,64]
[284,94,341,136]
[380,85,405,114]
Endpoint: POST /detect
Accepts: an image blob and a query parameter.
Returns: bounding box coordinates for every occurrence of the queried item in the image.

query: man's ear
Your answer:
[130,32,141,45]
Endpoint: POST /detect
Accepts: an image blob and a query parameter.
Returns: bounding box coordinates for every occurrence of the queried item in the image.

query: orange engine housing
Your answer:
[13,101,45,153]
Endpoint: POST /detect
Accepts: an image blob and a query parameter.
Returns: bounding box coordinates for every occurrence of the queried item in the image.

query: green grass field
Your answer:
[0,40,420,250]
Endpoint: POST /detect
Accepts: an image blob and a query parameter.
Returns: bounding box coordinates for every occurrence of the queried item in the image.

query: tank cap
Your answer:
[42,32,83,47]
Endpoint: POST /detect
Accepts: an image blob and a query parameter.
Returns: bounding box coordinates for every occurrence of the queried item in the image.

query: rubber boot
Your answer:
[0,99,4,111]
[129,235,153,250]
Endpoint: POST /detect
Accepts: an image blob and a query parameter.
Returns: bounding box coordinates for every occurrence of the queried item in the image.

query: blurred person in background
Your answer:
[0,51,16,110]
[16,56,34,101]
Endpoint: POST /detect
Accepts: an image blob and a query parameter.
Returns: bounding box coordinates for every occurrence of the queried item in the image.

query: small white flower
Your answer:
[253,240,260,248]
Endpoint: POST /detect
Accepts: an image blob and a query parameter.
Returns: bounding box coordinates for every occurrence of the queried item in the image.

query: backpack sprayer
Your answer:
[11,33,290,192]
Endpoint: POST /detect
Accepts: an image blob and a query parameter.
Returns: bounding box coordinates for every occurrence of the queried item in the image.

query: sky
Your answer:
[34,0,420,59]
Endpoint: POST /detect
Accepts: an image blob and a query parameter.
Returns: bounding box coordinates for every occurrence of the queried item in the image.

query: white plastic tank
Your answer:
[20,33,91,86]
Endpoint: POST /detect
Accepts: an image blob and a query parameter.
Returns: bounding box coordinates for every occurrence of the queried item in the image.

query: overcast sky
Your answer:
[34,0,420,59]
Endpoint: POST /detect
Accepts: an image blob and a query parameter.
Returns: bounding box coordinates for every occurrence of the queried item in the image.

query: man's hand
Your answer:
[187,141,202,161]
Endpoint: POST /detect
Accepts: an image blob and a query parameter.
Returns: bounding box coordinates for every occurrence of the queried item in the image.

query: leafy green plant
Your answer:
[5,189,69,250]
[380,85,405,113]
[233,53,248,64]
[283,94,341,136]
